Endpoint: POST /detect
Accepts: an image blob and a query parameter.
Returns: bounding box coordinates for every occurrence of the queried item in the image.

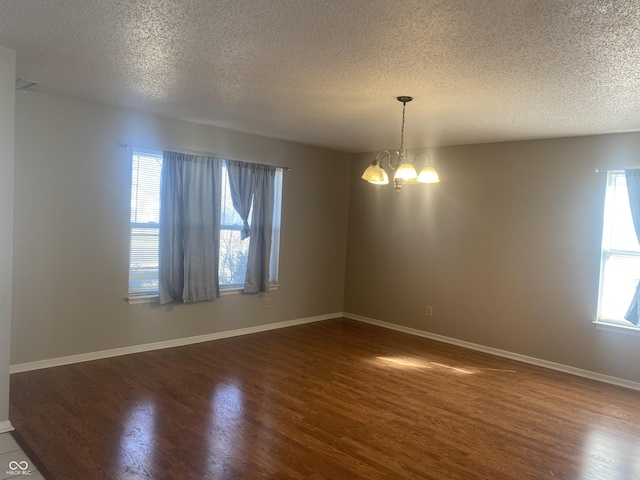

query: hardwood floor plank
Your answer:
[10,318,640,479]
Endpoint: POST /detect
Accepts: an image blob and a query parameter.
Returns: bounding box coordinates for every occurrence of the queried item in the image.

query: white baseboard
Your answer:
[10,313,341,374]
[13,311,639,392]
[0,420,14,433]
[345,313,640,392]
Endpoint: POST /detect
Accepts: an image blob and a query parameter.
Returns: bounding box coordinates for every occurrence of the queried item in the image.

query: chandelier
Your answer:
[361,96,440,192]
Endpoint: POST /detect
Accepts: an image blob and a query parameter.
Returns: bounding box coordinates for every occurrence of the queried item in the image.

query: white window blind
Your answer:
[129,150,162,297]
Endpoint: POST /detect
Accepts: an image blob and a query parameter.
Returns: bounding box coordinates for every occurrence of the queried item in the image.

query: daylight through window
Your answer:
[128,149,282,298]
[597,170,640,326]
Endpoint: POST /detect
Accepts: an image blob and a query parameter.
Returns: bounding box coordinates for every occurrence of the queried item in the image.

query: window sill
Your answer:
[127,295,159,305]
[127,284,281,305]
[593,320,640,336]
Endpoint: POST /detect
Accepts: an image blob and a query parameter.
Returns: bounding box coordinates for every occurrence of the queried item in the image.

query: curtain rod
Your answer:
[594,168,640,173]
[118,143,292,171]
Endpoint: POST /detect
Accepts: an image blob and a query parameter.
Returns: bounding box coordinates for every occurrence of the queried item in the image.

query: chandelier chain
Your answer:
[400,101,406,150]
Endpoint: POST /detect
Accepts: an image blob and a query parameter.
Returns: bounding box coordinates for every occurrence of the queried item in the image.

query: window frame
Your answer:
[595,169,640,330]
[127,149,282,302]
[128,149,162,299]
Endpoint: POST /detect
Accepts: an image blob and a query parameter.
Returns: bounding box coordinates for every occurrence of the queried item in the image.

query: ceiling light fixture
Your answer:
[361,96,440,192]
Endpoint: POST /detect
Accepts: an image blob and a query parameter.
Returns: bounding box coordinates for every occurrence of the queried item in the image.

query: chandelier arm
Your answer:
[388,150,401,170]
[374,150,391,167]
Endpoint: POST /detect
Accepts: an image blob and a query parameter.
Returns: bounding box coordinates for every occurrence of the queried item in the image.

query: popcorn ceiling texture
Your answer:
[1,0,639,152]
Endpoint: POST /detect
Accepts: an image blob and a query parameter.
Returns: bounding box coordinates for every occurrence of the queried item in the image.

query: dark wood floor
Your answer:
[9,318,640,479]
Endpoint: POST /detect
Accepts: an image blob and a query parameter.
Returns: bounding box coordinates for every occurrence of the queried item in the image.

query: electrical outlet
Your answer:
[426,305,433,317]
[264,298,270,308]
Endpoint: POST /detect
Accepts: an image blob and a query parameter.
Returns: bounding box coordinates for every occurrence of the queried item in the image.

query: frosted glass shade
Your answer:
[362,164,389,184]
[417,166,440,183]
[394,163,418,181]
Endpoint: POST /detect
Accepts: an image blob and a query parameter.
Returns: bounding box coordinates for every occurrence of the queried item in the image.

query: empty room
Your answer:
[1,1,640,479]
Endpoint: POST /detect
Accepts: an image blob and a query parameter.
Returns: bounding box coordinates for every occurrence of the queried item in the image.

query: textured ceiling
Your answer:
[1,0,640,153]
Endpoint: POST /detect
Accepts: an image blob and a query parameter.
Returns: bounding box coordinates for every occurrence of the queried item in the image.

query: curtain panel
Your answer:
[624,169,640,324]
[225,160,276,293]
[159,152,223,304]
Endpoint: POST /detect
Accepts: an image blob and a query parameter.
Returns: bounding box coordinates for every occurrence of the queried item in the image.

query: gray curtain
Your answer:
[159,152,223,304]
[225,160,254,240]
[624,169,640,324]
[225,160,276,293]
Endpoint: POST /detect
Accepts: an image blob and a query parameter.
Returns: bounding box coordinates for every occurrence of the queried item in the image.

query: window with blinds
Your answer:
[128,149,282,298]
[129,150,162,297]
[597,170,640,325]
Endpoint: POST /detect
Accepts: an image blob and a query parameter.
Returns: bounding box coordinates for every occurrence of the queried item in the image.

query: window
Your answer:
[597,170,640,326]
[128,149,283,298]
[129,150,162,296]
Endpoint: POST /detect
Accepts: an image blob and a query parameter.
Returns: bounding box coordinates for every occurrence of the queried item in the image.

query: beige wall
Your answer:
[12,89,640,386]
[11,91,350,365]
[345,134,640,384]
[0,47,15,428]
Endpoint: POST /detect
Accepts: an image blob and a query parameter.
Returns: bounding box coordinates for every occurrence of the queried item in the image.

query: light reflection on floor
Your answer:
[376,356,433,369]
[207,381,245,474]
[580,426,640,479]
[375,356,475,374]
[118,399,156,477]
